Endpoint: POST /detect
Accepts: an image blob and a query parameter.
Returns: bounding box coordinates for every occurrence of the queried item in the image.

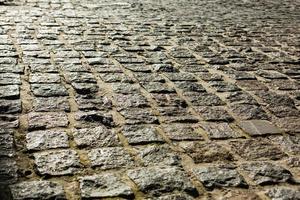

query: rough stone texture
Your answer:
[265,187,300,200]
[34,149,80,176]
[179,142,235,163]
[79,173,134,198]
[28,112,69,130]
[0,85,20,99]
[229,139,287,161]
[162,124,203,141]
[0,99,21,114]
[193,166,247,189]
[88,147,135,169]
[200,122,242,139]
[10,181,65,200]
[136,144,181,166]
[127,166,199,197]
[240,162,293,185]
[239,120,282,136]
[31,84,68,97]
[32,97,70,112]
[0,158,17,184]
[74,111,115,128]
[2,0,300,198]
[26,130,69,151]
[122,125,164,144]
[73,126,120,148]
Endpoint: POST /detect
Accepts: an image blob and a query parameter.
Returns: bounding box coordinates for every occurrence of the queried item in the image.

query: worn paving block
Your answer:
[193,166,247,189]
[240,162,293,185]
[88,147,134,169]
[26,130,69,150]
[73,126,120,148]
[239,120,282,136]
[79,173,133,198]
[10,181,65,200]
[34,149,80,176]
[28,112,69,130]
[122,125,164,144]
[127,166,199,197]
[200,122,242,139]
[179,141,235,163]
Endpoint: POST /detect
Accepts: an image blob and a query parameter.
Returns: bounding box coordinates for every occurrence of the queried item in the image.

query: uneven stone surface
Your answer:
[240,162,294,185]
[79,173,134,198]
[26,130,69,150]
[127,166,199,197]
[88,147,135,169]
[10,181,65,200]
[34,149,80,176]
[1,0,300,199]
[193,166,247,189]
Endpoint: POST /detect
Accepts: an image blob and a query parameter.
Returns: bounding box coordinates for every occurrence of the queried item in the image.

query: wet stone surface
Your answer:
[1,0,300,199]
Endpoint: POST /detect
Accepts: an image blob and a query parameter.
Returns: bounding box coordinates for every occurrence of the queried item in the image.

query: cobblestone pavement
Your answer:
[0,0,300,199]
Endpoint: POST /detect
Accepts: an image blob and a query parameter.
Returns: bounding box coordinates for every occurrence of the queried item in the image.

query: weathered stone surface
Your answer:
[136,144,181,166]
[88,147,134,169]
[120,108,159,124]
[0,133,14,157]
[0,158,17,184]
[276,117,300,133]
[142,82,175,93]
[158,107,198,123]
[0,85,20,99]
[162,124,203,141]
[114,93,149,109]
[239,120,282,136]
[74,111,114,127]
[0,114,19,128]
[195,106,234,122]
[230,104,269,120]
[76,94,112,111]
[184,92,225,106]
[209,81,241,92]
[193,166,247,189]
[0,99,21,114]
[29,73,61,83]
[127,166,199,197]
[240,162,293,185]
[32,97,70,112]
[65,72,96,83]
[73,126,119,148]
[79,173,133,198]
[71,82,99,94]
[100,72,133,83]
[265,187,300,200]
[10,181,65,200]
[0,73,21,85]
[34,149,80,176]
[200,122,242,139]
[26,130,69,151]
[180,142,235,163]
[269,135,300,155]
[229,139,287,161]
[152,93,187,107]
[123,125,164,144]
[28,112,69,130]
[31,84,68,97]
[213,189,261,200]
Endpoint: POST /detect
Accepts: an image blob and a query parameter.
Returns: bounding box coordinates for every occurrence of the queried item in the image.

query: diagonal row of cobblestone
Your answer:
[0,0,300,199]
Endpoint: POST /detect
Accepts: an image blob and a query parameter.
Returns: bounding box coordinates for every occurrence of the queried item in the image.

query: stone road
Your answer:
[0,0,300,199]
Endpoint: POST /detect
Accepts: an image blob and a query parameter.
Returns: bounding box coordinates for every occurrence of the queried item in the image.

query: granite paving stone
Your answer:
[10,181,65,200]
[2,0,300,198]
[79,173,134,198]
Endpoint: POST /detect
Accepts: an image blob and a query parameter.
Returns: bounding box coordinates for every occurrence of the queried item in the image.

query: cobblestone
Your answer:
[1,0,300,199]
